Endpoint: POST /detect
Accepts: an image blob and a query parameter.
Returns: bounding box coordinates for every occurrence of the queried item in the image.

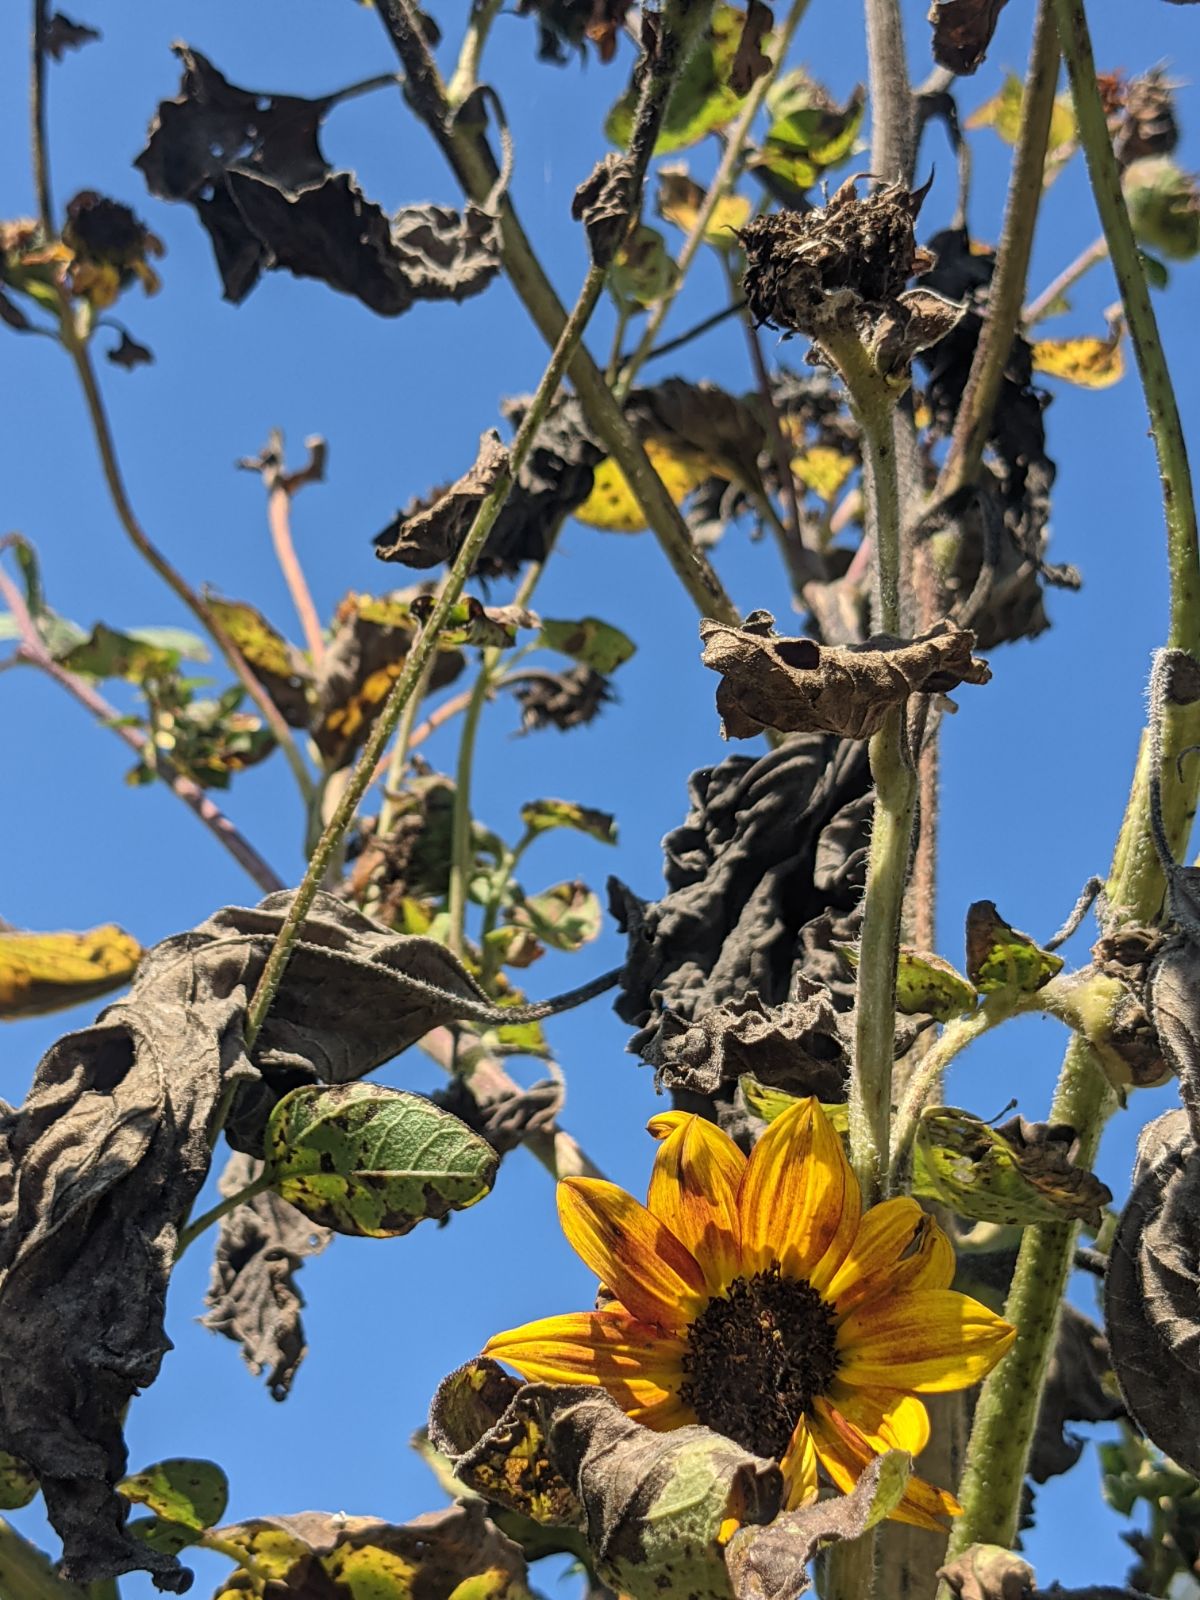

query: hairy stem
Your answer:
[31,0,52,234]
[61,328,316,803]
[173,1172,274,1261]
[374,0,741,626]
[0,552,284,894]
[947,0,1200,1557]
[865,0,914,184]
[617,0,814,394]
[447,0,505,107]
[447,664,493,958]
[938,0,1059,500]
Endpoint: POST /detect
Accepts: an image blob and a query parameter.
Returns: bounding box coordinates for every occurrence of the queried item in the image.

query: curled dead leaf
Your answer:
[700,613,989,740]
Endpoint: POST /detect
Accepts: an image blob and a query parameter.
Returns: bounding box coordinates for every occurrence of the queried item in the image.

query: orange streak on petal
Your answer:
[838,1291,1016,1392]
[827,1199,956,1316]
[738,1098,859,1282]
[647,1114,745,1293]
[483,1309,685,1411]
[827,1383,931,1457]
[810,1398,960,1534]
[780,1414,820,1511]
[557,1178,707,1329]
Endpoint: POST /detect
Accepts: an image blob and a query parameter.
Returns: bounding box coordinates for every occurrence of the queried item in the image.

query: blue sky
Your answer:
[2,0,1199,1594]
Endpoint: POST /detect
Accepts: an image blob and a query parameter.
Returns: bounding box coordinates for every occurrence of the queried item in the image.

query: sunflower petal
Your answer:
[558,1178,707,1328]
[484,1309,685,1410]
[780,1414,820,1511]
[827,1383,931,1457]
[647,1112,693,1140]
[811,1398,961,1533]
[647,1114,745,1293]
[738,1098,859,1281]
[838,1290,1016,1392]
[827,1198,956,1315]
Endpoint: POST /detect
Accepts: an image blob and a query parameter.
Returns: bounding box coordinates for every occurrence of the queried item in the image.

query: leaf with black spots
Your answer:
[538,617,635,674]
[965,900,1062,994]
[118,1459,228,1534]
[916,1108,1112,1228]
[520,799,617,845]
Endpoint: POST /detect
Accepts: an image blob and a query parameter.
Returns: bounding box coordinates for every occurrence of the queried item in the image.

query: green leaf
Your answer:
[538,617,636,674]
[749,73,865,199]
[410,594,537,650]
[519,799,617,845]
[1139,249,1170,290]
[605,7,755,155]
[0,1450,37,1510]
[739,1076,849,1134]
[117,1458,229,1531]
[965,900,1063,994]
[265,1084,499,1238]
[837,944,976,1021]
[128,1515,207,1557]
[914,1106,1112,1226]
[60,622,185,684]
[610,224,678,307]
[510,882,602,953]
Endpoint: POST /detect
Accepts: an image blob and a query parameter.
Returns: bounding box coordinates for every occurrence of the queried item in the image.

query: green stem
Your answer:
[374,0,741,626]
[377,643,439,839]
[825,336,912,1207]
[865,0,914,184]
[1022,233,1108,327]
[938,0,1059,499]
[947,0,1200,1558]
[197,1533,277,1586]
[173,1172,273,1260]
[60,327,316,806]
[446,0,504,107]
[241,245,619,1052]
[31,0,52,235]
[0,1519,88,1600]
[447,664,493,958]
[616,0,814,396]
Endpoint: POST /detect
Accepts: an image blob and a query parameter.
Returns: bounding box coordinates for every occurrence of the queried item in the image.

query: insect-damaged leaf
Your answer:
[929,0,1009,74]
[265,1083,499,1238]
[520,798,618,844]
[1105,1106,1200,1476]
[0,891,592,1588]
[0,923,142,1020]
[135,46,501,313]
[211,1502,532,1599]
[841,945,976,1022]
[915,1108,1112,1228]
[201,1150,331,1400]
[118,1458,228,1532]
[430,1364,782,1600]
[700,614,990,740]
[965,900,1063,994]
[538,616,636,674]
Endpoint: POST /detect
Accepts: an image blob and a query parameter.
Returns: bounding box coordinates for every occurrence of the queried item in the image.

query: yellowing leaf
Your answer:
[791,445,855,501]
[967,74,1077,183]
[656,164,751,248]
[1032,323,1126,389]
[205,596,298,679]
[0,925,142,1020]
[574,439,711,531]
[610,225,678,307]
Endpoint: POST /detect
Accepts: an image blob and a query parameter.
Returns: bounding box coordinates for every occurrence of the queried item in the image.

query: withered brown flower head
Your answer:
[740,176,934,340]
[61,189,164,308]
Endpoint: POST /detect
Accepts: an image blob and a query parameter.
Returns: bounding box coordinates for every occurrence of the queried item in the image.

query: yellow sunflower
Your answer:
[484,1097,1015,1530]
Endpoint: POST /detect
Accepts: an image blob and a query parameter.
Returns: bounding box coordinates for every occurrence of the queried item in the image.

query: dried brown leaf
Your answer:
[372,431,510,570]
[42,12,100,58]
[700,613,990,740]
[730,1,774,95]
[929,0,1010,75]
[572,153,637,266]
[937,1544,1035,1600]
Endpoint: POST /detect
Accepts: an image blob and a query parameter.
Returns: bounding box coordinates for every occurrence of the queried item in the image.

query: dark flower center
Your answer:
[680,1266,840,1460]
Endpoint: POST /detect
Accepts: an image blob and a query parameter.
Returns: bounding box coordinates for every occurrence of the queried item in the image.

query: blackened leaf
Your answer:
[135,45,500,313]
[1105,1107,1200,1475]
[701,613,990,740]
[118,1459,228,1531]
[211,1503,531,1599]
[642,984,848,1099]
[539,617,636,674]
[409,593,538,649]
[512,665,615,733]
[106,330,153,370]
[730,0,774,96]
[0,890,599,1586]
[0,923,142,1019]
[433,1072,564,1159]
[518,0,634,64]
[573,153,637,267]
[965,900,1063,993]
[201,1150,331,1400]
[1030,1304,1123,1484]
[937,1544,1036,1600]
[313,589,464,767]
[434,1372,782,1599]
[264,1083,498,1238]
[375,431,510,570]
[520,798,618,844]
[42,12,100,58]
[930,0,1009,74]
[725,1450,910,1599]
[626,378,768,500]
[916,1108,1112,1228]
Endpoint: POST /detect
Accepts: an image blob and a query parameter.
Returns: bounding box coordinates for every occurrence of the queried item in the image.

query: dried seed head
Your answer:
[739,175,935,340]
